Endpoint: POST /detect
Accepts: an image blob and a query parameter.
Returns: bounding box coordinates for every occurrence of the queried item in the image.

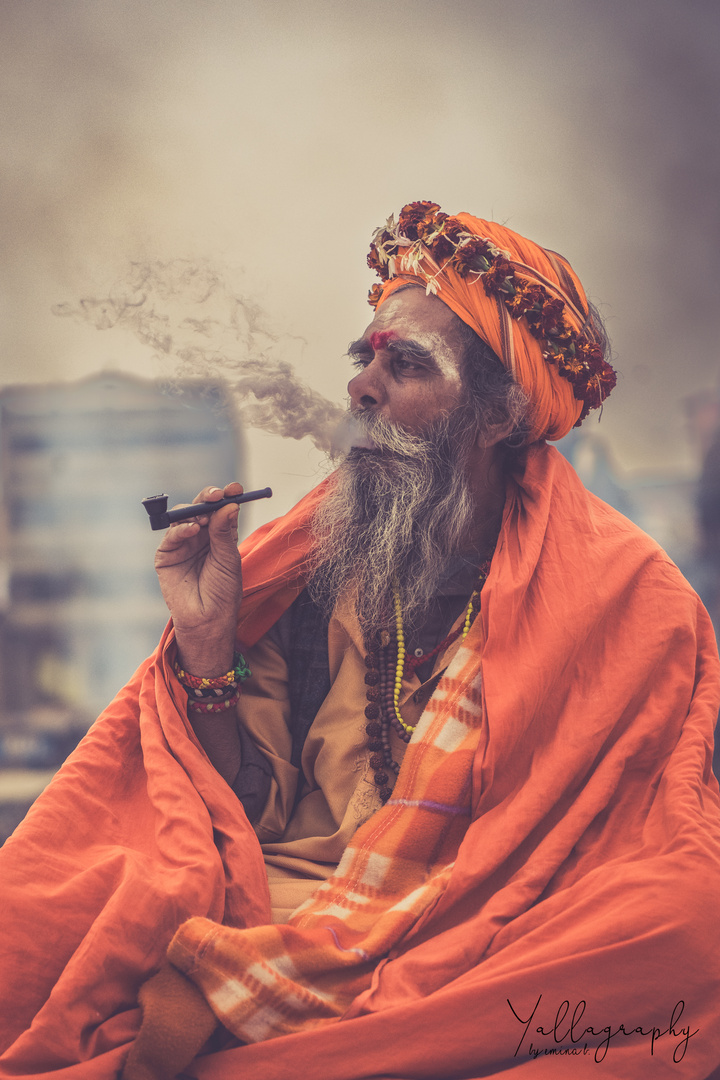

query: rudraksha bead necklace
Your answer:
[364,557,492,803]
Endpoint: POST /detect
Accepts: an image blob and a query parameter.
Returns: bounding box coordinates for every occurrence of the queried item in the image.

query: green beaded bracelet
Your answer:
[233,652,252,682]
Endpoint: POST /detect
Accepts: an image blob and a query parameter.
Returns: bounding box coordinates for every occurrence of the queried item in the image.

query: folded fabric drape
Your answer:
[2,444,720,1080]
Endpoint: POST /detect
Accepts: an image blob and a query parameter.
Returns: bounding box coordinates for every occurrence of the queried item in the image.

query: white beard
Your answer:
[308,408,479,638]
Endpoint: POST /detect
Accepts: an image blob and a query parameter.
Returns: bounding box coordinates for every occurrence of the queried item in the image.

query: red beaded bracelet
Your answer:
[173,651,251,692]
[186,687,242,714]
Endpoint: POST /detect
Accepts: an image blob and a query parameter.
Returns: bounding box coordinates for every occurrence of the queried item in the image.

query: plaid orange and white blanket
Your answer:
[168,638,484,1041]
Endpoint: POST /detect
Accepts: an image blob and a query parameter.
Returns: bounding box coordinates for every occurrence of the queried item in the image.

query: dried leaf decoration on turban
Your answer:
[367,201,617,441]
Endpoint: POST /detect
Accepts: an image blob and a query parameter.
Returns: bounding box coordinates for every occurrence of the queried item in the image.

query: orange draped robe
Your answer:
[1,443,720,1080]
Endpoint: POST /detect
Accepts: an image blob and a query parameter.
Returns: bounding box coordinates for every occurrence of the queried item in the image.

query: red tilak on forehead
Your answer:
[370,330,396,352]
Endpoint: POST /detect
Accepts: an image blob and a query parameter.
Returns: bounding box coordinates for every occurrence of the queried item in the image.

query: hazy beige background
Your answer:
[1,0,719,525]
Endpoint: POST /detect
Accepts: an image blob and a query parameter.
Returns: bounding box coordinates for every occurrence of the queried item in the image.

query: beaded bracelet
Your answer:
[187,686,242,714]
[173,651,251,692]
[186,682,239,701]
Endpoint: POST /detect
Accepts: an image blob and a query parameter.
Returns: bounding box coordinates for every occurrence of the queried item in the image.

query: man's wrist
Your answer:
[174,627,237,679]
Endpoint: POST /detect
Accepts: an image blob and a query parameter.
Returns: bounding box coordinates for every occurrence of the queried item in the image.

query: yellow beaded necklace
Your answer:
[390,575,482,737]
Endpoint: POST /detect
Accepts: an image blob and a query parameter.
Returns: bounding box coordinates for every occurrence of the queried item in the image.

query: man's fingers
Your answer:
[189,483,243,539]
[162,507,208,538]
[207,501,241,547]
[193,485,225,505]
[191,482,243,506]
[163,519,202,542]
[161,483,244,547]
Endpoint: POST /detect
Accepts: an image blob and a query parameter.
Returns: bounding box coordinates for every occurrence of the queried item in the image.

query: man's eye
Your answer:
[350,356,371,369]
[393,356,422,373]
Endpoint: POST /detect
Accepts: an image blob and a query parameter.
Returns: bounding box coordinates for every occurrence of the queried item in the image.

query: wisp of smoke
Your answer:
[53,259,345,453]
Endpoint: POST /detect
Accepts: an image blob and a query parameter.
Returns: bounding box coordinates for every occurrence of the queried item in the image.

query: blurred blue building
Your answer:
[0,372,243,839]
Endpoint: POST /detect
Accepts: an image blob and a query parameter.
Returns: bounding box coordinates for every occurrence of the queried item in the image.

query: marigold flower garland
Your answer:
[367,201,616,425]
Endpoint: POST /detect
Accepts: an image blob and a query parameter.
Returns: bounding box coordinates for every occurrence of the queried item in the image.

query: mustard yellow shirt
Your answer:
[235,560,479,921]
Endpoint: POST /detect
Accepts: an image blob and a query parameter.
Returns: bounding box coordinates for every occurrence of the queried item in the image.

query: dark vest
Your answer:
[233,589,330,822]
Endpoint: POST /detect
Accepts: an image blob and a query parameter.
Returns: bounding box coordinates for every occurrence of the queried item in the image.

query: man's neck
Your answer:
[462,441,508,559]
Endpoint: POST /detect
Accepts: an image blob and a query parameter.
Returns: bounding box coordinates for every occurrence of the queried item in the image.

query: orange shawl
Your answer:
[2,444,720,1079]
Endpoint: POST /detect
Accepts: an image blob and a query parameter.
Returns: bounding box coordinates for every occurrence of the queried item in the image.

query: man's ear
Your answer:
[475,419,519,451]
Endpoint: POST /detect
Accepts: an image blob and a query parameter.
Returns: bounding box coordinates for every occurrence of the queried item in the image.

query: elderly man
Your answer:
[2,204,720,1080]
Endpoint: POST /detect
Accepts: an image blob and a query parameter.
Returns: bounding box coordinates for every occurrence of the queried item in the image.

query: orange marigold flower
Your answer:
[573,363,617,423]
[367,246,389,280]
[576,337,605,373]
[538,298,566,337]
[551,329,575,354]
[428,232,455,262]
[581,375,605,411]
[559,354,586,377]
[444,216,466,241]
[367,282,385,308]
[482,258,514,295]
[508,281,544,317]
[399,201,441,240]
[420,213,464,246]
[415,212,448,242]
[453,236,493,276]
[597,363,617,396]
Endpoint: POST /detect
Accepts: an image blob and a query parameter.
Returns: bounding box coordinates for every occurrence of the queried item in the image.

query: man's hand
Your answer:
[155,482,244,677]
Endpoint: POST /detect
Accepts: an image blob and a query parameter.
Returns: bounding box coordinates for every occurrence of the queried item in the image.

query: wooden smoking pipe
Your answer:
[142,488,272,530]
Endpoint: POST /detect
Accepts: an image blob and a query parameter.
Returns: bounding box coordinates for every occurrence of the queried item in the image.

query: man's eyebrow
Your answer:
[347,338,371,357]
[387,338,435,362]
[347,337,437,365]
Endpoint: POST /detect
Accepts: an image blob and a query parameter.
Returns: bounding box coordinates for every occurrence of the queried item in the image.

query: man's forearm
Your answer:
[175,626,243,787]
[174,625,236,680]
[186,708,243,788]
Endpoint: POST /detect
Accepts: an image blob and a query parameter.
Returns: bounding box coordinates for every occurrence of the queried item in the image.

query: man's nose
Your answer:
[348,364,384,410]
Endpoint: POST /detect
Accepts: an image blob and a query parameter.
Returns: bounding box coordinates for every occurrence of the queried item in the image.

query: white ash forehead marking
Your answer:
[418,329,463,386]
[368,307,463,388]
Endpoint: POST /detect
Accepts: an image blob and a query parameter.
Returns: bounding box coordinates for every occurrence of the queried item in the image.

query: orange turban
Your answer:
[368,203,615,442]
